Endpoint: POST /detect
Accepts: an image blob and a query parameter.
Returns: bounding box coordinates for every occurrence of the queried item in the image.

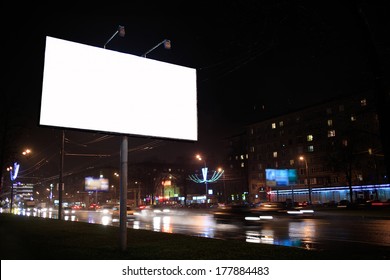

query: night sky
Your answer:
[2,1,389,178]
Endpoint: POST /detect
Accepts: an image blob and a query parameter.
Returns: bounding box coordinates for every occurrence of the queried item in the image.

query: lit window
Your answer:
[360,99,367,106]
[250,146,255,152]
[251,128,254,135]
[240,154,244,160]
[327,119,333,126]
[307,135,314,141]
[279,121,284,127]
[351,114,356,121]
[241,162,245,168]
[273,151,278,158]
[308,145,314,152]
[271,123,276,129]
[328,130,336,137]
[342,139,348,146]
[290,159,295,166]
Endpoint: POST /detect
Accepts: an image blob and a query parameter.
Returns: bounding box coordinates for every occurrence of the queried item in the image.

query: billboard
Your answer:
[265,169,298,187]
[40,36,197,141]
[85,177,109,192]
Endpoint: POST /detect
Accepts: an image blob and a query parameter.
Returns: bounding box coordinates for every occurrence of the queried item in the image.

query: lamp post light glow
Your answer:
[22,149,31,156]
[299,156,312,204]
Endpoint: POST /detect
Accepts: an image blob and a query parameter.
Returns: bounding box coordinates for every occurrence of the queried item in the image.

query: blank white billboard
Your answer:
[40,36,197,141]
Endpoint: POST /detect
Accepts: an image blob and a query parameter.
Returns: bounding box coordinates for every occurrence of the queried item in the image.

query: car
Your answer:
[62,206,75,216]
[112,205,135,220]
[98,204,117,215]
[134,205,171,219]
[213,204,268,225]
[254,202,286,212]
[89,203,100,210]
[252,202,315,218]
[71,205,83,210]
[337,200,350,208]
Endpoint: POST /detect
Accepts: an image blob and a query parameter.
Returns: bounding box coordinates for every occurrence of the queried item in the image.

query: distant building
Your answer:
[223,132,250,203]
[246,91,389,204]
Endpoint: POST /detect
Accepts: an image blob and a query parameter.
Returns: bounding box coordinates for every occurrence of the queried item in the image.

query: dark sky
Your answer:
[2,1,389,177]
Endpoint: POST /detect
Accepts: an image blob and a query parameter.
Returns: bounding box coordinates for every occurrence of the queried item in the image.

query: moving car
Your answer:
[112,205,136,220]
[213,204,271,225]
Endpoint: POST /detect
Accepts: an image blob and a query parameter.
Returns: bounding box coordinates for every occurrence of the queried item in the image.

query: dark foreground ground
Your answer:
[1,209,389,260]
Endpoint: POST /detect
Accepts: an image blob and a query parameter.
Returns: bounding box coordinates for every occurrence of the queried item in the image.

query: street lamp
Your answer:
[299,156,312,204]
[6,165,15,213]
[196,154,208,204]
[22,149,31,156]
[8,149,30,213]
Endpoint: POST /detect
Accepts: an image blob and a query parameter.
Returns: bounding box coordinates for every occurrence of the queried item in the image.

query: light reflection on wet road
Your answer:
[27,208,390,251]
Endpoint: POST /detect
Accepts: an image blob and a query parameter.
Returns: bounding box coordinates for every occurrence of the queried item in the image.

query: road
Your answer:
[29,207,390,252]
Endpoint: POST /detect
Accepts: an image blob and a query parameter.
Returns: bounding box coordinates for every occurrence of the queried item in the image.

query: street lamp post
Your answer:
[6,165,15,213]
[218,167,227,204]
[299,156,312,204]
[8,149,31,213]
[196,154,208,204]
[113,172,119,202]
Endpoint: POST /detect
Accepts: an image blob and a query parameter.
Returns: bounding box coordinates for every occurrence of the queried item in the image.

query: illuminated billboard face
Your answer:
[85,177,109,192]
[265,169,297,187]
[40,36,198,141]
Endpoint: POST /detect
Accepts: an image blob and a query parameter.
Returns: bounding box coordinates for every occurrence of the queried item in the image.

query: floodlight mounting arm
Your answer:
[142,39,171,57]
[104,25,125,49]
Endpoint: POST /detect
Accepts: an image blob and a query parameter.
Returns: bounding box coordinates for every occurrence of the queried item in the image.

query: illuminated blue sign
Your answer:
[265,169,297,187]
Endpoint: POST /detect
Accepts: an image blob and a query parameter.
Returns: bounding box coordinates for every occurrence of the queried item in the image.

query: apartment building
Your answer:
[246,91,388,204]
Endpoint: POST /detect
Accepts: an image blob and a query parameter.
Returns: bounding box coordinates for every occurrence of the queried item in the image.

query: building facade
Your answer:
[246,91,389,204]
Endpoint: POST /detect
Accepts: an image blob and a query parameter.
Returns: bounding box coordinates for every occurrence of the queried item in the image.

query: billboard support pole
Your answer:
[103,25,128,251]
[58,130,64,220]
[105,29,172,252]
[119,136,128,251]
